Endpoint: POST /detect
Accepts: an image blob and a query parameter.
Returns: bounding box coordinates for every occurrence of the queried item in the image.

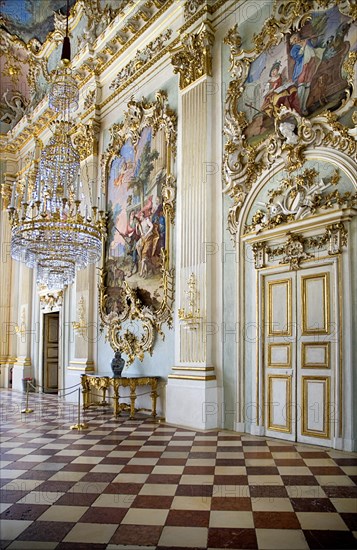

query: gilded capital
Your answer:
[171,21,215,89]
[1,182,13,210]
[72,120,100,160]
[1,172,17,210]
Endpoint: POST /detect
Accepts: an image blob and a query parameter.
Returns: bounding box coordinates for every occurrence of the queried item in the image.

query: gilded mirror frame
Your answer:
[99,91,177,364]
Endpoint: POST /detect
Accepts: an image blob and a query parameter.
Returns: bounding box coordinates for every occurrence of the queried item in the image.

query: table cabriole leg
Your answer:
[129,381,136,419]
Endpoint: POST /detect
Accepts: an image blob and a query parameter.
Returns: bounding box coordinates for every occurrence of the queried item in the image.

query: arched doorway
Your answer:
[238,155,356,450]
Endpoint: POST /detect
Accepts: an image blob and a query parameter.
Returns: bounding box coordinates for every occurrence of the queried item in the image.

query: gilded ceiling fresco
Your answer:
[0,0,75,44]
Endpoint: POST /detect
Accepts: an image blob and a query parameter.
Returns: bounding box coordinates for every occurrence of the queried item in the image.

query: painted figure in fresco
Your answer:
[259,60,299,119]
[118,210,140,276]
[136,211,153,278]
[134,196,161,279]
[152,197,165,255]
[261,61,283,115]
[114,160,128,187]
[290,32,326,115]
[0,90,28,127]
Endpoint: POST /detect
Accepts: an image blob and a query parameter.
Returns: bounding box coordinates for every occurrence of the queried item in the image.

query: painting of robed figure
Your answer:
[105,126,168,315]
[241,5,356,143]
[99,92,176,363]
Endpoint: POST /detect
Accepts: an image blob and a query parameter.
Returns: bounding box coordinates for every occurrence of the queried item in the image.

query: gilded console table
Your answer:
[80,374,159,419]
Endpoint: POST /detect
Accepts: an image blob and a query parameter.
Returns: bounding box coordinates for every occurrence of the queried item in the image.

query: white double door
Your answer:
[262,262,338,447]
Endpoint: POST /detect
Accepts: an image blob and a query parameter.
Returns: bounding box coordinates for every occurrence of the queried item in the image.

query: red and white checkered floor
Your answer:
[0,389,356,549]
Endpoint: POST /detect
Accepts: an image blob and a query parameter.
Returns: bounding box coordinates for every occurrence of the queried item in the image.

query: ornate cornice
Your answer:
[171,21,215,89]
[110,29,173,91]
[1,1,177,155]
[74,0,175,85]
[252,223,349,270]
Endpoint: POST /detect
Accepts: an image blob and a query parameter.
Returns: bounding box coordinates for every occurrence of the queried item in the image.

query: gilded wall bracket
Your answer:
[178,273,203,331]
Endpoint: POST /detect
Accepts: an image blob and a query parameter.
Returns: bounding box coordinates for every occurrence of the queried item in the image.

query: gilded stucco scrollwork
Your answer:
[223,0,357,239]
[39,290,63,310]
[244,168,357,234]
[72,120,100,160]
[76,0,127,48]
[110,30,173,91]
[184,0,207,21]
[252,223,349,270]
[83,89,96,110]
[171,21,215,89]
[99,91,177,364]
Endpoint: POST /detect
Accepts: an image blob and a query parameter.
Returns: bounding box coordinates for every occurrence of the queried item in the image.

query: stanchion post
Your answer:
[21,380,34,414]
[70,388,89,430]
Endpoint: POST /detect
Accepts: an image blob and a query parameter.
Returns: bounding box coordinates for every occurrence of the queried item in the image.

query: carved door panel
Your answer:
[43,313,59,393]
[264,273,296,442]
[296,266,336,446]
[263,264,336,446]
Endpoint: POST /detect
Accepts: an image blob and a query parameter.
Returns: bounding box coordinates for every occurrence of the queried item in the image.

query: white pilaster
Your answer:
[167,33,221,429]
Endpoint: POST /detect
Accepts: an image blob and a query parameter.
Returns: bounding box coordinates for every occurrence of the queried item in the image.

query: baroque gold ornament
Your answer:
[99,92,177,364]
[223,0,356,240]
[171,21,215,89]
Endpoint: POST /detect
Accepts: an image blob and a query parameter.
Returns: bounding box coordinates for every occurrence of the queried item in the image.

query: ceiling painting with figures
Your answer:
[240,5,356,145]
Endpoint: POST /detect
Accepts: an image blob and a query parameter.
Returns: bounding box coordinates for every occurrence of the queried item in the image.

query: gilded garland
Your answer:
[99,91,177,364]
[223,0,356,239]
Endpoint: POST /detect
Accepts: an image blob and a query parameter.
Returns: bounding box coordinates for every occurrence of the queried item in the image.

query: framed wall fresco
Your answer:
[223,0,356,239]
[99,91,177,363]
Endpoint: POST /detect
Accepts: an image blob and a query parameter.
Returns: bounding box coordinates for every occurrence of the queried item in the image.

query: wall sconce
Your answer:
[72,296,88,337]
[178,273,202,330]
[15,308,26,337]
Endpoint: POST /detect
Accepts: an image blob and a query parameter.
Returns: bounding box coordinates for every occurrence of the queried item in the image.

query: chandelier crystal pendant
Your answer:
[7,0,105,291]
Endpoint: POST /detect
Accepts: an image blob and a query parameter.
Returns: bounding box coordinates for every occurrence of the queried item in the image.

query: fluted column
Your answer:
[166,21,221,429]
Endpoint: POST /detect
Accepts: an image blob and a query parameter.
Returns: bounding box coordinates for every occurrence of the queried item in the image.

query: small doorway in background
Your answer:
[43,312,59,393]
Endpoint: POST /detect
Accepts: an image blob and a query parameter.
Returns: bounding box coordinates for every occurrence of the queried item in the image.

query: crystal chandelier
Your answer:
[8,0,105,291]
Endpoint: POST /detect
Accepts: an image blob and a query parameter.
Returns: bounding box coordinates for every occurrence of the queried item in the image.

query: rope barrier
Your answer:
[58,387,81,398]
[20,381,82,417]
[29,381,80,392]
[20,378,165,424]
